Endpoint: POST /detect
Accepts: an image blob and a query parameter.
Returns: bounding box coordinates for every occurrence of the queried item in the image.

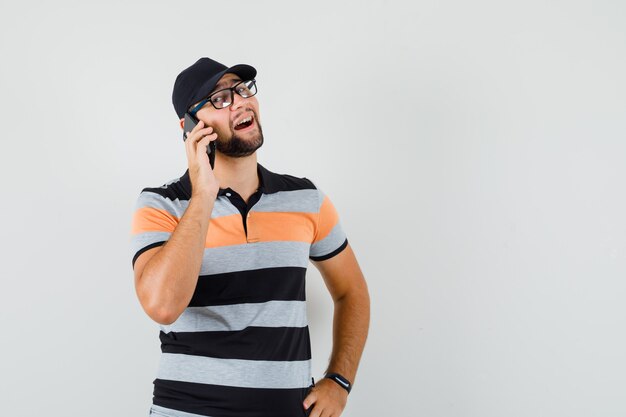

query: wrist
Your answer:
[191,190,217,203]
[324,372,352,394]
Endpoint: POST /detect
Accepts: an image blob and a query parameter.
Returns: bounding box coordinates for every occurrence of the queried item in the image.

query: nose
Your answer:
[230,90,245,110]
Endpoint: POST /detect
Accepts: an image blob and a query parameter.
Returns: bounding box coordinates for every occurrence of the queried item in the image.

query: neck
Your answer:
[213,152,259,197]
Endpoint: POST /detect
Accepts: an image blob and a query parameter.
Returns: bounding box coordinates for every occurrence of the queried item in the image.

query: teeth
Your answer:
[236,116,252,126]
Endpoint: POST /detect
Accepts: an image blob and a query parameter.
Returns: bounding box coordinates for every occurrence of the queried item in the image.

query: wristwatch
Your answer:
[324,373,352,393]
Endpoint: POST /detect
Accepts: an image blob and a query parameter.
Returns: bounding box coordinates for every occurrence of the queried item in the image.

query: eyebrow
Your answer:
[213,78,242,92]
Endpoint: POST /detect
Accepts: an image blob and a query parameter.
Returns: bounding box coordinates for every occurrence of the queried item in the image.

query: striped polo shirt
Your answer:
[130,163,348,417]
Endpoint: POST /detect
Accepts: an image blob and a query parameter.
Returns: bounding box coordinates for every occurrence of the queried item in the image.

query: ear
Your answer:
[179,118,184,130]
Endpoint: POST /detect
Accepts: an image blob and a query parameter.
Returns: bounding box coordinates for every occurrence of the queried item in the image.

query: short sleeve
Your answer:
[130,191,180,268]
[309,188,348,261]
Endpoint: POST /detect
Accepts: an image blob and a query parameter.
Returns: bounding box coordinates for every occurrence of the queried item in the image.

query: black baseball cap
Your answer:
[172,57,257,119]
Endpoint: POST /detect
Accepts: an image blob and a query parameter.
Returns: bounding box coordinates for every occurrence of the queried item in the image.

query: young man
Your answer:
[130,57,370,417]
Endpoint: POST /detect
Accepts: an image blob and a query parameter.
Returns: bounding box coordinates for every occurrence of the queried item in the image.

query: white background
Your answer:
[1,1,625,416]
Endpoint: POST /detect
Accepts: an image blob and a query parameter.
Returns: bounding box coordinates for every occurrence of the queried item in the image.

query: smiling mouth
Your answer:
[234,115,254,131]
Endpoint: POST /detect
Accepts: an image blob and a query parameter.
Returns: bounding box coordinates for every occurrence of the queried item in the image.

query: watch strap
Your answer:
[324,373,352,393]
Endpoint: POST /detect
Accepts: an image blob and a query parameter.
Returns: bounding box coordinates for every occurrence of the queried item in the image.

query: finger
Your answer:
[188,126,212,140]
[191,121,216,137]
[185,132,200,155]
[188,121,211,141]
[309,404,324,417]
[190,119,204,133]
[322,406,337,417]
[320,408,333,417]
[199,132,217,144]
[185,128,212,156]
[196,136,217,163]
[197,133,217,151]
[188,128,215,146]
[303,391,317,413]
[197,125,214,135]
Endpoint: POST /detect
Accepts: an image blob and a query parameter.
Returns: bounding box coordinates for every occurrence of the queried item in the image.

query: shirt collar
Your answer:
[180,162,280,198]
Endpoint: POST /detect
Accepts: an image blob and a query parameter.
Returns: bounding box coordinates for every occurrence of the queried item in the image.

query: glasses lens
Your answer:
[210,89,233,109]
[236,80,257,98]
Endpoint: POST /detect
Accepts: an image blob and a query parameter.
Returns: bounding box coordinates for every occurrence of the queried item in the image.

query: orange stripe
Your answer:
[205,214,248,248]
[313,196,339,243]
[133,209,323,247]
[247,211,317,244]
[131,207,179,234]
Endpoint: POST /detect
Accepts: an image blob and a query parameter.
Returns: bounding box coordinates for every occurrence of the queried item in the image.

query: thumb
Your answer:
[303,391,317,410]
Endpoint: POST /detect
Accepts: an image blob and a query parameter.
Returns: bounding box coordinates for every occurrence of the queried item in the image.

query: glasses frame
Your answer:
[189,79,257,116]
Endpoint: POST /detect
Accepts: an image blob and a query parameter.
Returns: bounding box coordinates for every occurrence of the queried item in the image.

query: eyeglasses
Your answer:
[189,79,258,115]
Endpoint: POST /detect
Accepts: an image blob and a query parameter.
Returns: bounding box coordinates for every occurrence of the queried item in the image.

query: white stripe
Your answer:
[199,241,311,275]
[252,189,319,213]
[309,222,347,257]
[157,353,311,389]
[150,404,211,417]
[130,231,170,255]
[135,191,188,217]
[135,192,247,219]
[161,301,308,333]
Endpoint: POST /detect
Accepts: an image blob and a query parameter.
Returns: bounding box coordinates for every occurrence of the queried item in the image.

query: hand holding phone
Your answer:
[183,112,216,169]
[183,115,220,198]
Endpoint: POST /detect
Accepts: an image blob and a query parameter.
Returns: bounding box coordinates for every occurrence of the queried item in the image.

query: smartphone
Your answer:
[183,112,216,169]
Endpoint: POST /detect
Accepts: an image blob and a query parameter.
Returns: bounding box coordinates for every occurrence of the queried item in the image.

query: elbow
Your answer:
[137,283,182,325]
[335,280,370,307]
[146,304,180,325]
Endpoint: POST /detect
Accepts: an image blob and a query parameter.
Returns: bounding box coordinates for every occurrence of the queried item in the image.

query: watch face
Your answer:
[336,377,350,388]
[326,374,352,393]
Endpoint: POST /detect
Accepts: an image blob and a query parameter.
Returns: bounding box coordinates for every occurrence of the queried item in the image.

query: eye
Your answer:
[237,84,253,96]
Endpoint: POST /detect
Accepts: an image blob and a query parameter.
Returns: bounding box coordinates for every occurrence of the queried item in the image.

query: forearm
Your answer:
[139,194,215,324]
[325,284,370,384]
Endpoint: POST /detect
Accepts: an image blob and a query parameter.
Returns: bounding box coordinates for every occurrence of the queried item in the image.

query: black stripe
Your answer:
[309,238,348,262]
[179,163,317,198]
[141,180,189,202]
[153,379,313,417]
[259,166,317,194]
[189,267,306,306]
[160,326,311,361]
[132,241,166,268]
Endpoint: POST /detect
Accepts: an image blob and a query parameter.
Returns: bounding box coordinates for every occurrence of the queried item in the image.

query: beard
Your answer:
[216,117,264,158]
